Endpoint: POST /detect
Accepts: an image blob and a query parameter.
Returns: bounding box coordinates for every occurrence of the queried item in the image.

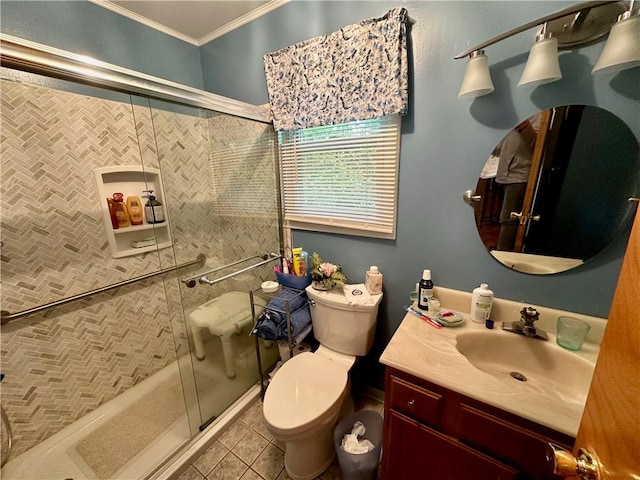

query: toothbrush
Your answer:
[402,305,442,329]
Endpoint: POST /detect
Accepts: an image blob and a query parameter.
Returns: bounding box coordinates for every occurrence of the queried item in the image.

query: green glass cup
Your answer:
[556,316,590,351]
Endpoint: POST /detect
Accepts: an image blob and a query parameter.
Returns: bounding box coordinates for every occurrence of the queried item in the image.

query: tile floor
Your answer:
[177,392,384,480]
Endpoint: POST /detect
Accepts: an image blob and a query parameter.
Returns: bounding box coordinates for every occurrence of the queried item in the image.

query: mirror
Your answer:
[472,105,639,275]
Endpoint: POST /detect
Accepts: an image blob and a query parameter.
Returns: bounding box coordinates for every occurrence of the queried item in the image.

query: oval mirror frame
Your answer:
[473,105,640,275]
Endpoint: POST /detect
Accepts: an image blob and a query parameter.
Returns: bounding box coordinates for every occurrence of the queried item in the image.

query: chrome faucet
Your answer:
[502,306,548,340]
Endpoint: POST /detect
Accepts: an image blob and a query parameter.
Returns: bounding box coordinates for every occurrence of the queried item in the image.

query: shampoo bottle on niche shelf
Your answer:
[417,269,433,310]
[471,283,494,322]
[143,190,165,224]
[112,192,130,228]
[107,198,119,229]
[126,196,144,225]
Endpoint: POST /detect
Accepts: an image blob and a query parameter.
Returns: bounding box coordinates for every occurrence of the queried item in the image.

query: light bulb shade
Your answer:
[458,53,494,98]
[592,14,640,74]
[518,36,562,87]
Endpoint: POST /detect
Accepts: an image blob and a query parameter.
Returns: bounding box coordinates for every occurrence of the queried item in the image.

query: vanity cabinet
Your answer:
[381,367,574,480]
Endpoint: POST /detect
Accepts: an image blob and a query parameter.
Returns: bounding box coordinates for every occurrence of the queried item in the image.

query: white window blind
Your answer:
[278,115,401,239]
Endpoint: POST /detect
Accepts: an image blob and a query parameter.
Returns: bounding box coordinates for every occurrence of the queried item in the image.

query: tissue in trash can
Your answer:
[341,421,375,454]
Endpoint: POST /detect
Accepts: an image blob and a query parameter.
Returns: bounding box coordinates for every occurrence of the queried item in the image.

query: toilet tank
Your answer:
[305,285,383,356]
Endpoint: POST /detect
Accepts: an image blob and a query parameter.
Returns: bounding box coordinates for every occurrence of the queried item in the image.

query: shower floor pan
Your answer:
[2,363,190,480]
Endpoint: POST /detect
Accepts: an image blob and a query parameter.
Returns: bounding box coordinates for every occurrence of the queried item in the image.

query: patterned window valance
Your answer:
[263,7,408,131]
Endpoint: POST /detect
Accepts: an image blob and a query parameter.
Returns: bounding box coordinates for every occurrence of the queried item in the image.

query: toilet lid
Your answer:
[264,352,348,431]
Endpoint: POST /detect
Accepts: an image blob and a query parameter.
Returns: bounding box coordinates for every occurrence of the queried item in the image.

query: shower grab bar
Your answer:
[198,253,281,287]
[182,252,280,288]
[0,254,207,324]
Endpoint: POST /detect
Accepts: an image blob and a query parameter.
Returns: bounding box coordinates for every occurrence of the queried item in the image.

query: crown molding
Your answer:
[89,0,290,47]
[89,0,200,45]
[197,0,290,46]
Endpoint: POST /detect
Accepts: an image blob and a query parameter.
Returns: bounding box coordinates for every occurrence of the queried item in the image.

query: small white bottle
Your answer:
[365,266,383,294]
[471,283,494,323]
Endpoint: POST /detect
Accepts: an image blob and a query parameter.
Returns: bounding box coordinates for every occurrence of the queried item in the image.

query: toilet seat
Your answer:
[263,352,347,435]
[314,345,356,371]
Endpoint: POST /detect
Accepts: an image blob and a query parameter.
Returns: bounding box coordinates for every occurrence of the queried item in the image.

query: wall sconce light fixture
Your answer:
[592,10,640,73]
[455,0,639,98]
[458,50,494,98]
[517,30,562,86]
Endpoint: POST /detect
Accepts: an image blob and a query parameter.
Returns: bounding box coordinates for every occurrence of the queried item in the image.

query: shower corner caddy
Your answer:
[94,166,172,258]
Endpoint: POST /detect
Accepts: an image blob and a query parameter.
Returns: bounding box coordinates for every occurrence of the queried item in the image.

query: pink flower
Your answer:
[319,262,337,277]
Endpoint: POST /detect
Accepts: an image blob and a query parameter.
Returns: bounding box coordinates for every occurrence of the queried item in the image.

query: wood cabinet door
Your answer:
[386,410,519,480]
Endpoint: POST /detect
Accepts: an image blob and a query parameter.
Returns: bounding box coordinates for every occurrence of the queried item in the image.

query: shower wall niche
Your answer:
[95,166,172,258]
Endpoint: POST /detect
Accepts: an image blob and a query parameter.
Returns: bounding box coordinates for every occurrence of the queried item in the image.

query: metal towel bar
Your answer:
[197,253,281,287]
[181,252,280,288]
[0,254,206,324]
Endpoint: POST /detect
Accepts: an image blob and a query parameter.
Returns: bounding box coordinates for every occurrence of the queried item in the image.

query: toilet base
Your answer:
[283,424,336,480]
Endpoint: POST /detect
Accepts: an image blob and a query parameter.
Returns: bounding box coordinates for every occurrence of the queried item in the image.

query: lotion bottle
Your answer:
[365,266,383,294]
[471,283,494,322]
[418,269,433,310]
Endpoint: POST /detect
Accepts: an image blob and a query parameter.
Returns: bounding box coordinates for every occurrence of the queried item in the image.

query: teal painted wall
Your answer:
[199,1,640,387]
[0,0,204,89]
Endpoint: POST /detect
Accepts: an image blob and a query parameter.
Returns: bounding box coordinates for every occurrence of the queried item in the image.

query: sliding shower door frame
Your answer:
[0,33,271,123]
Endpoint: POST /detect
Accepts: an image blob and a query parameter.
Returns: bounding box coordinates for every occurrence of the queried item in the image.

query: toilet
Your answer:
[263,285,382,480]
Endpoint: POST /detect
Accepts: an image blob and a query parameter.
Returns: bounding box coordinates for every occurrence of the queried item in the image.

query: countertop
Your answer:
[379,287,605,437]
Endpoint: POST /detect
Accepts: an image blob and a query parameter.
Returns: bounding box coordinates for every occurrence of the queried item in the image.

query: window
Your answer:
[278,115,401,239]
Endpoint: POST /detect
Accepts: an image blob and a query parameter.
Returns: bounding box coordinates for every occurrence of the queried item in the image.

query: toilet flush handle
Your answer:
[308,299,316,307]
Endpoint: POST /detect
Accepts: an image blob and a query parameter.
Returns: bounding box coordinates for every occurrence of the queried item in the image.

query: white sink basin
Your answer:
[455,330,595,405]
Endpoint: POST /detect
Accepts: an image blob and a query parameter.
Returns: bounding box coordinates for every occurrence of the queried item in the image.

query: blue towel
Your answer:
[276,305,311,339]
[253,289,311,340]
[265,288,308,314]
[253,308,313,342]
[253,310,280,340]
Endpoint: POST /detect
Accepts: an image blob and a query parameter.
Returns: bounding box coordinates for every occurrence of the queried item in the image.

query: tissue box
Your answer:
[276,272,312,290]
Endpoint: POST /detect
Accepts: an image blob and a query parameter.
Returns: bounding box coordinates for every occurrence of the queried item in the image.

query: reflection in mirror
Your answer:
[473,105,639,275]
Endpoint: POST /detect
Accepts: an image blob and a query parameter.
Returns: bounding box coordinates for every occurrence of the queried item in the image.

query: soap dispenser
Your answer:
[143,190,165,224]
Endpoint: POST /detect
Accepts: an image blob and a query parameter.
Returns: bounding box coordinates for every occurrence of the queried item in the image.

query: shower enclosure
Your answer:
[0,35,282,479]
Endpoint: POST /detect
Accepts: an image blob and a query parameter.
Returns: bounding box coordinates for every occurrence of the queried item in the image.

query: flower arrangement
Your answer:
[310,252,347,290]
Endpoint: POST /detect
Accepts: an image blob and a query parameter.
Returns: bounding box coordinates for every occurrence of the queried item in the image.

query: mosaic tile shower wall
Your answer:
[0,79,178,457]
[208,112,280,267]
[0,80,165,313]
[1,76,280,459]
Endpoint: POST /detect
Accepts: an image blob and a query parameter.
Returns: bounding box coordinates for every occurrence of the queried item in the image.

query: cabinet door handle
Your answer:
[407,399,415,408]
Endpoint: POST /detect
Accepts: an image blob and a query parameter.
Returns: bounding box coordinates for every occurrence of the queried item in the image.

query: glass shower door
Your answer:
[0,73,192,479]
[146,98,282,428]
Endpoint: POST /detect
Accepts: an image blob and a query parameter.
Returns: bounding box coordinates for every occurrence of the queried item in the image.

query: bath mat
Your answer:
[68,377,186,479]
